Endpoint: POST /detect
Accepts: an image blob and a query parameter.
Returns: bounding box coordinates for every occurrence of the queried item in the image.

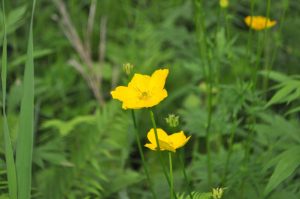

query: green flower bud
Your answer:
[123,63,134,75]
[165,114,179,128]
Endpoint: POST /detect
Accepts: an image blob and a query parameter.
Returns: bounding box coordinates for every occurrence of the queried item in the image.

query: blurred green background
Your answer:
[1,0,300,198]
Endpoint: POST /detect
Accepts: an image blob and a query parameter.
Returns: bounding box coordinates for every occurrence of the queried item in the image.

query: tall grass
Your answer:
[1,1,18,199]
[15,1,36,199]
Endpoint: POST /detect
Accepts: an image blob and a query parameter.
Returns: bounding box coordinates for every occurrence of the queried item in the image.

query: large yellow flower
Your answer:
[244,16,277,31]
[144,128,191,152]
[111,69,169,109]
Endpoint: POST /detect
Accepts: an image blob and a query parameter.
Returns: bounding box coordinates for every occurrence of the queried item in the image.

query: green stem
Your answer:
[179,151,193,199]
[169,152,174,199]
[253,0,271,88]
[221,117,238,185]
[263,0,289,93]
[194,0,213,185]
[224,8,230,39]
[131,110,157,199]
[150,110,178,199]
[246,0,255,61]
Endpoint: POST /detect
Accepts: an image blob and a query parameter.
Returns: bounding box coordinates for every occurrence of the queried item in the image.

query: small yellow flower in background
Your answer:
[219,0,229,8]
[244,16,277,31]
[212,187,225,199]
[111,69,169,109]
[144,128,191,152]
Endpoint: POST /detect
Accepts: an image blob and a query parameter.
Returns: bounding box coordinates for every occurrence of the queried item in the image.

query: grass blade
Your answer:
[15,1,36,199]
[1,1,18,199]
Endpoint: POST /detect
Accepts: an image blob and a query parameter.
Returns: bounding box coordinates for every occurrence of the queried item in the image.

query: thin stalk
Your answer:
[221,118,237,185]
[246,0,255,60]
[149,110,178,199]
[131,110,157,199]
[206,75,213,186]
[224,8,230,39]
[149,110,170,184]
[263,0,290,92]
[245,0,272,165]
[179,151,193,199]
[253,0,272,88]
[194,0,213,185]
[169,152,174,199]
[1,1,18,199]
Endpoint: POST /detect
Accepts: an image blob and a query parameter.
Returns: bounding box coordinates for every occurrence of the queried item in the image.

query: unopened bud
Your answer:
[212,187,225,199]
[219,0,229,8]
[165,114,179,128]
[123,63,134,75]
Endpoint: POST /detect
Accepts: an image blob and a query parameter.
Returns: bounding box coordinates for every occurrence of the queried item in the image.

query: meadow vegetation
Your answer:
[1,0,300,199]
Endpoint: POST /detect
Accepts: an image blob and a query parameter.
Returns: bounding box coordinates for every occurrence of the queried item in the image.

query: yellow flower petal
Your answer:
[147,128,169,144]
[128,73,151,92]
[110,86,139,109]
[145,89,168,108]
[168,131,191,149]
[145,128,190,152]
[244,16,277,31]
[149,69,169,91]
[144,143,158,151]
[145,128,175,151]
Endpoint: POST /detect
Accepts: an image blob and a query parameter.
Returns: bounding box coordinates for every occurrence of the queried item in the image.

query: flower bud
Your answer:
[212,187,224,199]
[165,114,179,128]
[123,63,134,75]
[219,0,229,8]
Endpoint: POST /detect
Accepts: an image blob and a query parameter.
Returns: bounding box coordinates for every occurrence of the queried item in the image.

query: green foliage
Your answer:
[1,0,300,198]
[0,5,26,40]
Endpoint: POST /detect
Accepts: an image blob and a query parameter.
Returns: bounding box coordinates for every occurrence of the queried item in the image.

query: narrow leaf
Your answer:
[1,1,17,199]
[264,147,300,196]
[15,1,36,199]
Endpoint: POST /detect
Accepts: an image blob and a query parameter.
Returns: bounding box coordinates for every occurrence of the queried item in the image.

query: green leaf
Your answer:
[266,83,296,107]
[41,115,96,136]
[15,1,36,199]
[0,5,26,38]
[285,106,300,115]
[264,146,300,196]
[260,70,290,82]
[1,1,17,199]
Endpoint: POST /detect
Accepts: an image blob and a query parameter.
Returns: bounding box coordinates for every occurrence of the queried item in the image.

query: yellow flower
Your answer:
[111,69,169,109]
[219,0,229,8]
[244,16,277,31]
[144,128,191,152]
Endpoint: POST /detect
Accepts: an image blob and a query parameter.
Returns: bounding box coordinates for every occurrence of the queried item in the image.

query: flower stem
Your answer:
[253,0,271,88]
[149,109,178,199]
[169,152,174,199]
[221,117,238,185]
[149,110,170,183]
[131,110,157,199]
[179,151,193,199]
[194,0,213,186]
[263,0,290,93]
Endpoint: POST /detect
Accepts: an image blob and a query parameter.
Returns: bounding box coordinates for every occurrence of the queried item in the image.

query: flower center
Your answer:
[139,91,150,100]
